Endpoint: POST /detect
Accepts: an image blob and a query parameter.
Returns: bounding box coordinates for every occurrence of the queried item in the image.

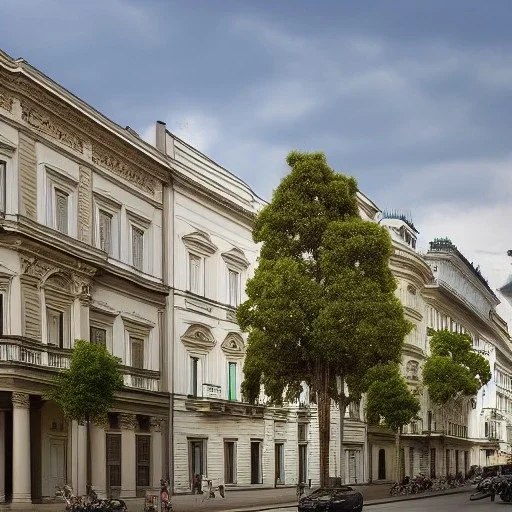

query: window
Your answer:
[55,189,69,234]
[47,308,64,348]
[224,441,236,484]
[188,253,201,294]
[132,226,144,271]
[136,435,151,488]
[106,434,122,492]
[90,326,107,347]
[298,424,307,442]
[130,337,144,369]
[0,161,5,214]
[191,357,199,397]
[228,362,237,401]
[229,270,240,307]
[99,210,113,255]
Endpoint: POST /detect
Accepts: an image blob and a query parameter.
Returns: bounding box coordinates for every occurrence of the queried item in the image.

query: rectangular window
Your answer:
[275,443,285,484]
[229,270,240,307]
[250,441,262,484]
[55,189,69,234]
[132,226,144,271]
[0,161,5,214]
[189,254,201,294]
[191,357,199,397]
[228,362,237,401]
[136,435,151,488]
[189,439,205,488]
[0,293,3,336]
[90,326,107,347]
[47,308,64,348]
[106,434,122,492]
[99,210,113,255]
[224,441,236,484]
[130,337,144,369]
[298,424,307,442]
[299,444,307,484]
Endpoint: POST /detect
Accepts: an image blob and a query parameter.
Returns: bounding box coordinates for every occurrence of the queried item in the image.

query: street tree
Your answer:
[423,329,491,404]
[237,151,411,486]
[365,363,420,482]
[48,339,124,494]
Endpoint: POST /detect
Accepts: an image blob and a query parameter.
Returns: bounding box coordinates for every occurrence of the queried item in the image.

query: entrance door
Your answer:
[49,439,66,491]
[430,448,436,478]
[275,443,284,484]
[378,449,386,480]
[298,444,307,484]
[251,442,261,484]
[347,450,358,483]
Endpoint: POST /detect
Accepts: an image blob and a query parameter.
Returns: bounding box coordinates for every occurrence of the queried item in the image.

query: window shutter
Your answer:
[130,337,144,368]
[132,227,144,270]
[99,211,112,255]
[0,162,5,214]
[55,189,68,234]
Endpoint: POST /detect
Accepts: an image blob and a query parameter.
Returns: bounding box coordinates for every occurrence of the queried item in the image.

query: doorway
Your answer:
[378,449,386,480]
[251,442,261,484]
[48,438,66,491]
[275,443,284,485]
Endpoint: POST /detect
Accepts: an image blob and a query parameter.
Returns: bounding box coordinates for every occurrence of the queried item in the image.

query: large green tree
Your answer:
[365,363,420,482]
[423,330,491,404]
[48,340,123,494]
[237,151,411,485]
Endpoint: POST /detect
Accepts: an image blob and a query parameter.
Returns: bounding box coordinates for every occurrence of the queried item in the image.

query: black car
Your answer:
[298,487,363,512]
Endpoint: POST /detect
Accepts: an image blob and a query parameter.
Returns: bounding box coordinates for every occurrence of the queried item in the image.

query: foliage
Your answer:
[423,330,491,404]
[365,363,420,431]
[238,150,412,406]
[48,340,123,423]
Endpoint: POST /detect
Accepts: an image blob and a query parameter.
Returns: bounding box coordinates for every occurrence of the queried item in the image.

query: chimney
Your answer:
[156,120,166,154]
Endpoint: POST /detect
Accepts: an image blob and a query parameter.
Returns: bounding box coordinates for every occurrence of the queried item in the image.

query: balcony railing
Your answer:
[0,337,160,392]
[203,383,222,399]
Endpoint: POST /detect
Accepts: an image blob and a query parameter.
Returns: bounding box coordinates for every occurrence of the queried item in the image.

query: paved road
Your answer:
[271,492,497,512]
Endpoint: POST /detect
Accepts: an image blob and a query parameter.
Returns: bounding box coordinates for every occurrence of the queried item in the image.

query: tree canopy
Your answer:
[48,339,123,423]
[237,150,412,484]
[365,363,420,431]
[423,330,491,404]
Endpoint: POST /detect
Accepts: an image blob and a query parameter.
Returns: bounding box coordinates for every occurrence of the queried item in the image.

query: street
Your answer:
[271,492,499,512]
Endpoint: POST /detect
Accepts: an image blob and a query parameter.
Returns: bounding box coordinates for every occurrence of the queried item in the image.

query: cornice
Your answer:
[221,247,250,271]
[182,230,218,257]
[181,324,216,355]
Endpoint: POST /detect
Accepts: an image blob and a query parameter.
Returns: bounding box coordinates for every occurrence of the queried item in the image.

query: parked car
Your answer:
[298,487,363,512]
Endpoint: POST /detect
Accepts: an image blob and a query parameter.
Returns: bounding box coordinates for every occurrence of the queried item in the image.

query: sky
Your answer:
[2,0,512,315]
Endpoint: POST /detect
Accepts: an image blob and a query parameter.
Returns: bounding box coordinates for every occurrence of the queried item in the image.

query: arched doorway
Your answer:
[378,449,386,480]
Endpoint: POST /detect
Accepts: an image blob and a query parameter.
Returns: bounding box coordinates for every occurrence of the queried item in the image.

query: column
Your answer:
[0,412,5,502]
[150,418,164,488]
[120,414,137,498]
[91,421,107,498]
[12,392,31,503]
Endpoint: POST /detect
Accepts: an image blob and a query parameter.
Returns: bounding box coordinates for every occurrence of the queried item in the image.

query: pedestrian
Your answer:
[490,480,496,502]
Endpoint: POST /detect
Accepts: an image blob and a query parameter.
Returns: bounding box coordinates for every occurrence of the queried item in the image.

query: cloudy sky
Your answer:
[2,0,512,314]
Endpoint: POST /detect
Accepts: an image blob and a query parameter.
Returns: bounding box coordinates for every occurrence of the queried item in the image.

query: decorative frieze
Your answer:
[92,144,156,194]
[20,99,84,153]
[21,256,57,280]
[12,392,30,409]
[119,413,138,430]
[0,85,14,112]
[78,166,93,243]
[150,417,164,433]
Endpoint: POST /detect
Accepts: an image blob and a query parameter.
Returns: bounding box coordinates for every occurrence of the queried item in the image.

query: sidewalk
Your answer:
[0,484,473,512]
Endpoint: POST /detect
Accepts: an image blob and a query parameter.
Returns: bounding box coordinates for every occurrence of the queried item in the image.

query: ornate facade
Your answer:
[0,50,170,503]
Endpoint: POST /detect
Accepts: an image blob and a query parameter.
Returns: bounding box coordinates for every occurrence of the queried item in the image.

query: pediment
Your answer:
[221,247,250,271]
[0,133,16,154]
[182,231,218,256]
[181,324,216,354]
[221,332,245,358]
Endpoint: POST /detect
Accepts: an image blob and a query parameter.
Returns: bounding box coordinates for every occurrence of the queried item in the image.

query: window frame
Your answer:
[93,193,121,259]
[130,336,145,369]
[45,166,78,237]
[228,269,240,307]
[187,252,204,295]
[228,361,237,401]
[191,356,199,397]
[0,139,18,215]
[123,317,152,369]
[127,210,152,274]
[89,310,115,354]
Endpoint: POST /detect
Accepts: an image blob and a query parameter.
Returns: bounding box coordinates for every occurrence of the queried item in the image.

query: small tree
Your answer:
[238,151,411,486]
[365,363,420,482]
[423,330,491,405]
[48,340,123,494]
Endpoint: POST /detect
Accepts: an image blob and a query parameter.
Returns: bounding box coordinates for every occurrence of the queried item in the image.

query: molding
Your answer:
[12,391,30,408]
[126,208,152,229]
[0,85,14,112]
[221,332,245,358]
[221,247,250,271]
[0,133,16,153]
[181,324,216,354]
[182,231,218,257]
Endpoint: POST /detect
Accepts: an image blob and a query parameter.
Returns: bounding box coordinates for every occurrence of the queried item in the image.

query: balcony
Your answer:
[0,336,160,392]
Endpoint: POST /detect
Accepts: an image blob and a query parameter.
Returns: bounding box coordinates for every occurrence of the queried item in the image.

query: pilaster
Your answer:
[120,414,137,498]
[150,417,164,488]
[91,420,107,498]
[12,392,31,503]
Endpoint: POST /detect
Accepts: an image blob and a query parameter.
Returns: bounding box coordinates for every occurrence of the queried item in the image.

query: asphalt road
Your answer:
[272,492,500,512]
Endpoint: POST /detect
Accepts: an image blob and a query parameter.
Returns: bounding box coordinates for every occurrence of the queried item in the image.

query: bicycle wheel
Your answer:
[469,490,491,501]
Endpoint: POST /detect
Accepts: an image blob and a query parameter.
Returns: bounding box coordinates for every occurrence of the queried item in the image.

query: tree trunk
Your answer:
[394,428,401,483]
[317,364,331,487]
[86,413,91,495]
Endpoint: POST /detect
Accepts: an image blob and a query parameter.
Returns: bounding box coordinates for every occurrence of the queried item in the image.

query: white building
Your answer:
[0,50,171,503]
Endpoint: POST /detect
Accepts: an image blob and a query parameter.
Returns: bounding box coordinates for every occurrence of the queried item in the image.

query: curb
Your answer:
[217,486,473,512]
